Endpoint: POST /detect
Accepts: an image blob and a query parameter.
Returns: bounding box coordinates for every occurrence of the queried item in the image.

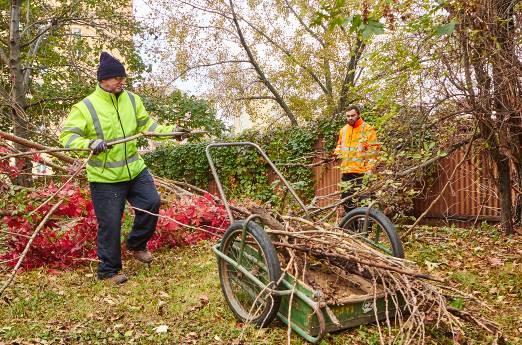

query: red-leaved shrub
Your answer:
[0,182,229,270]
[1,184,98,269]
[148,193,229,251]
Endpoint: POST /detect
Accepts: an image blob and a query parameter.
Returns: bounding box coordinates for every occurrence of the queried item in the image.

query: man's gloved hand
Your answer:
[172,127,190,140]
[89,139,108,155]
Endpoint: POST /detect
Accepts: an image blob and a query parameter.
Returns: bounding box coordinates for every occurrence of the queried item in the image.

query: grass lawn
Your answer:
[0,225,520,344]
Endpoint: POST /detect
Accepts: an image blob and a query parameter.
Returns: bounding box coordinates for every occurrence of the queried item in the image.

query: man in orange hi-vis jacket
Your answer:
[334,105,380,213]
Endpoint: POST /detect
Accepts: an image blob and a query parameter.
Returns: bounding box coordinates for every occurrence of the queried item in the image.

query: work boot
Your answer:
[105,273,128,285]
[131,249,153,264]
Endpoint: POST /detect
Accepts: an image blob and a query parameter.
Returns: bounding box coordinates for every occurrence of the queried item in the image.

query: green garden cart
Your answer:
[206,142,404,343]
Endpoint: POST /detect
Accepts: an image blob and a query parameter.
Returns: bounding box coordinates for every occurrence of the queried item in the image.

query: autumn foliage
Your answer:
[0,179,228,270]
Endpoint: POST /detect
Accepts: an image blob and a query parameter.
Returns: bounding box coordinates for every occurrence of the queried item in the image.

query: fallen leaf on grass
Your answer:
[448,261,462,269]
[158,300,167,315]
[109,314,123,322]
[199,295,209,306]
[103,297,116,305]
[154,325,169,333]
[487,257,503,267]
[424,260,441,272]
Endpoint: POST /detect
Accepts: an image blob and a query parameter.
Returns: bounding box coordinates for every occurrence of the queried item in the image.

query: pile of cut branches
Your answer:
[153,179,504,344]
[227,204,502,344]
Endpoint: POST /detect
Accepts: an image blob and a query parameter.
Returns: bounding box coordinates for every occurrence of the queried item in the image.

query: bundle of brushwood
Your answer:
[155,179,503,344]
[235,205,502,344]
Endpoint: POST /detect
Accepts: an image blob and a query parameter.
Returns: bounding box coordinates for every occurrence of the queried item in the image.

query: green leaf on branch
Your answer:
[361,19,385,40]
[434,20,456,36]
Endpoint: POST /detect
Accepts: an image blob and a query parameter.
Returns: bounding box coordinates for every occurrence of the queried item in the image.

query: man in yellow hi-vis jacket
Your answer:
[334,105,380,213]
[60,52,186,284]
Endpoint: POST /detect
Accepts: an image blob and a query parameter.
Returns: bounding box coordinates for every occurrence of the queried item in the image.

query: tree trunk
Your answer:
[229,0,298,126]
[514,161,522,225]
[8,0,32,186]
[334,38,365,116]
[492,0,519,234]
[496,155,513,235]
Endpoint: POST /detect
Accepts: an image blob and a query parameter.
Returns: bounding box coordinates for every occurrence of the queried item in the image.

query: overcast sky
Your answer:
[133,0,203,95]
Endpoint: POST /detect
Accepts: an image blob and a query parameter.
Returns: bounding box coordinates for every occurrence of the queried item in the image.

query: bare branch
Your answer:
[402,128,477,238]
[0,147,89,161]
[229,0,298,125]
[25,96,80,109]
[0,130,77,164]
[236,12,330,96]
[335,38,365,115]
[283,0,324,46]
[396,134,479,177]
[0,199,64,297]
[234,96,276,101]
[173,60,250,81]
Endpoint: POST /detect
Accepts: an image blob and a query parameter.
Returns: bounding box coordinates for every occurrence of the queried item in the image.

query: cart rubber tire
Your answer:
[218,220,281,327]
[339,207,405,258]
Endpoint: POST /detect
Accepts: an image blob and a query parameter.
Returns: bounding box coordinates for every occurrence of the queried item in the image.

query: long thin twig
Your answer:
[0,130,77,164]
[129,206,225,237]
[169,179,250,216]
[0,230,31,238]
[0,147,90,161]
[0,200,63,297]
[28,153,92,217]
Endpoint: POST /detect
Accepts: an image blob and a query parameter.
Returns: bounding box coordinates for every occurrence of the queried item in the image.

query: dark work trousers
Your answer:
[341,173,364,213]
[89,168,160,279]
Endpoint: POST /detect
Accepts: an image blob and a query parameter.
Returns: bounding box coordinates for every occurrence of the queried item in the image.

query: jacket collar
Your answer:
[94,83,121,103]
[350,118,364,129]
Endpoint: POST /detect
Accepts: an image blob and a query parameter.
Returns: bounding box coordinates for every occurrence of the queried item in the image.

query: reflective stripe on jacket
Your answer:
[334,118,379,174]
[60,84,174,183]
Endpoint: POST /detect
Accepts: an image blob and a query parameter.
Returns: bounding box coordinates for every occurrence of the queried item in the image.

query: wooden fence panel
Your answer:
[205,143,502,221]
[412,148,500,220]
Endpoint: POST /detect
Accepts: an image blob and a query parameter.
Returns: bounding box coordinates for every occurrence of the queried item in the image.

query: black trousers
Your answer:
[341,173,364,213]
[89,168,160,279]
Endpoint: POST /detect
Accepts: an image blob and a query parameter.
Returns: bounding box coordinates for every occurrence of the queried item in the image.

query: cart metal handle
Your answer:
[205,142,310,223]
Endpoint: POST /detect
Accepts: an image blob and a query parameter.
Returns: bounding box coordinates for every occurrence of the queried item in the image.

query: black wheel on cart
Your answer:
[339,207,404,258]
[218,220,282,326]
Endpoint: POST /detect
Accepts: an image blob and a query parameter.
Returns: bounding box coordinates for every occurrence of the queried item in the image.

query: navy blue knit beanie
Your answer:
[97,52,127,81]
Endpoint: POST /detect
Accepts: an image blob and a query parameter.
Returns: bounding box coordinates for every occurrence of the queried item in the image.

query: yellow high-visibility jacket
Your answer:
[60,84,174,183]
[334,118,380,174]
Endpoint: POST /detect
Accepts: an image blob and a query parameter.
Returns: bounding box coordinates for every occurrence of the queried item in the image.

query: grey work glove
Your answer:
[172,127,190,140]
[89,139,108,155]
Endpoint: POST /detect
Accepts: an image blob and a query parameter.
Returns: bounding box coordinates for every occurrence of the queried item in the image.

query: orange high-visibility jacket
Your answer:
[334,118,380,174]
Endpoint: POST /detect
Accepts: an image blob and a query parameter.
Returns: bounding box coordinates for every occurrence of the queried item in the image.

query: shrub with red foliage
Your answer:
[148,193,229,250]
[1,184,98,269]
[0,182,229,270]
[0,147,23,179]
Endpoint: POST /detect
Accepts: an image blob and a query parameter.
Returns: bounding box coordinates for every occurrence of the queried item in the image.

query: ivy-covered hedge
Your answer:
[144,117,346,206]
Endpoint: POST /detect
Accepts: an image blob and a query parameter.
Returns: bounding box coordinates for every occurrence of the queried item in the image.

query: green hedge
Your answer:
[144,117,345,207]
